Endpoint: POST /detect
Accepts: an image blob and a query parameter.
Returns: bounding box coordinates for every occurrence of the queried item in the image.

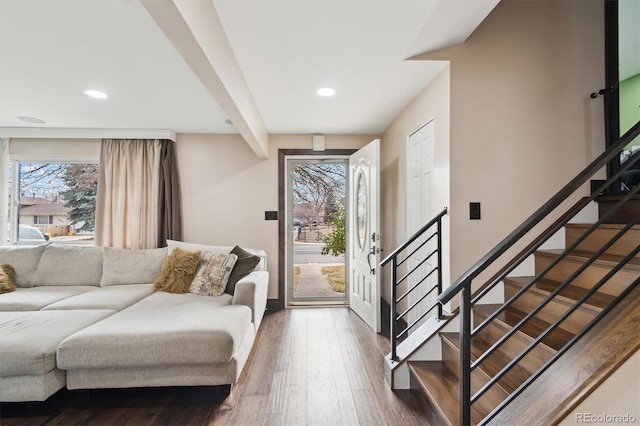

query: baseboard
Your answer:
[266,298,283,314]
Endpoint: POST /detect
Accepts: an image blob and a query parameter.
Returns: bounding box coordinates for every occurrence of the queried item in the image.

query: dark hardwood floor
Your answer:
[0,307,431,425]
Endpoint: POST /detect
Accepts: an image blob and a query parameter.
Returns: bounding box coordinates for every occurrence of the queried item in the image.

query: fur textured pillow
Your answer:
[0,263,17,294]
[154,248,201,294]
[190,252,238,297]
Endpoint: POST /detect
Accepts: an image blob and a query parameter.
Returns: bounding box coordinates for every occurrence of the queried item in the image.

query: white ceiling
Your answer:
[0,0,499,151]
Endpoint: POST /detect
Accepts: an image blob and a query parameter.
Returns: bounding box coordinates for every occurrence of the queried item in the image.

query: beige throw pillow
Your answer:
[190,253,238,297]
[154,248,201,294]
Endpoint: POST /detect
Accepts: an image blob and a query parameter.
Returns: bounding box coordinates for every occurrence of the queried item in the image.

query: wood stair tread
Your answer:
[595,193,640,202]
[474,303,573,351]
[441,331,534,395]
[564,223,640,259]
[408,361,497,425]
[565,222,640,230]
[505,276,615,310]
[537,249,640,270]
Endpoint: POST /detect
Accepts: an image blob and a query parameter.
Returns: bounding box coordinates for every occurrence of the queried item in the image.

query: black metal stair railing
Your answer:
[438,119,640,425]
[381,207,448,362]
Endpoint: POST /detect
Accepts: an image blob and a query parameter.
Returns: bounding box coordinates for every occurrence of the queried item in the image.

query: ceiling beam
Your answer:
[141,0,269,158]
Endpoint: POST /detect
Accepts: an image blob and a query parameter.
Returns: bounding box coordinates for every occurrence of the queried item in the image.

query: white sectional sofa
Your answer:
[0,240,268,403]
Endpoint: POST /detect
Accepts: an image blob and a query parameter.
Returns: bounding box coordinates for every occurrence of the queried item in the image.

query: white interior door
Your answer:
[407,121,435,326]
[348,139,380,332]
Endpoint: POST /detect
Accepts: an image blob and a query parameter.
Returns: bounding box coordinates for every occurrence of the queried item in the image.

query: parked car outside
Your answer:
[7,224,49,245]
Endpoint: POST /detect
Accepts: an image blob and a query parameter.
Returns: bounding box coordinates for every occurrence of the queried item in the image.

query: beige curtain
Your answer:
[95,139,163,249]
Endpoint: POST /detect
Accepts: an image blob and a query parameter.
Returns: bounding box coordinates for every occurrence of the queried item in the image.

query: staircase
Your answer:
[383,121,640,425]
[406,219,640,425]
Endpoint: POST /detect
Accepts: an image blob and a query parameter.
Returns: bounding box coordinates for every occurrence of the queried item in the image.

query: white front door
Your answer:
[348,139,380,332]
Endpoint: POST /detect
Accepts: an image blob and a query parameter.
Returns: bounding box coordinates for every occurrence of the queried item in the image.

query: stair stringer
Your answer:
[560,349,640,425]
[489,282,640,425]
[385,314,459,390]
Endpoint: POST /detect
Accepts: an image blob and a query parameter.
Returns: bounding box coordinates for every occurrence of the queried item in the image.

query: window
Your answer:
[33,215,53,225]
[9,161,99,245]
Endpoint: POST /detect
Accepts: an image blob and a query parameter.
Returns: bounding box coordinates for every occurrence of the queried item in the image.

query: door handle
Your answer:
[367,245,376,275]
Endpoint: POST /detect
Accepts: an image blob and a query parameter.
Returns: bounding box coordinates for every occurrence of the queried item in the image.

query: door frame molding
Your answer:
[604,0,620,193]
[277,148,357,310]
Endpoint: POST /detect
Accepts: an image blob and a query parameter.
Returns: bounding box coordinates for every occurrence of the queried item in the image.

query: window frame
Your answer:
[33,215,54,225]
[8,155,99,245]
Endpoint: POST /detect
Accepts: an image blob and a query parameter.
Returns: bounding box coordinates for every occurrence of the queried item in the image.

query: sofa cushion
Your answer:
[154,248,200,293]
[190,252,238,297]
[101,247,167,286]
[0,244,47,287]
[0,309,114,376]
[0,286,96,311]
[0,369,66,402]
[57,292,249,370]
[31,244,104,287]
[42,284,155,311]
[167,240,267,272]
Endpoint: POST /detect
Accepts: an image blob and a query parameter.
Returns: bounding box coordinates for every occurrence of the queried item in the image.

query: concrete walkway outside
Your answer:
[294,263,345,298]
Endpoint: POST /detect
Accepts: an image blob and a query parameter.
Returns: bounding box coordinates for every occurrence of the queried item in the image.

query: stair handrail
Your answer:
[381,207,448,267]
[381,207,448,362]
[439,119,640,306]
[437,119,640,426]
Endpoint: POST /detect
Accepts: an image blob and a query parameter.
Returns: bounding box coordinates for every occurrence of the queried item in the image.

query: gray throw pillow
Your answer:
[226,245,260,295]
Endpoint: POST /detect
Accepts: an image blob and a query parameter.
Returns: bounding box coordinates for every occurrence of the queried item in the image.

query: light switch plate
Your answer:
[470,202,481,220]
[265,211,278,220]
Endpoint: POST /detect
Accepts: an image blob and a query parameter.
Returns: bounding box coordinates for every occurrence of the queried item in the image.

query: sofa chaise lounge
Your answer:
[0,240,268,403]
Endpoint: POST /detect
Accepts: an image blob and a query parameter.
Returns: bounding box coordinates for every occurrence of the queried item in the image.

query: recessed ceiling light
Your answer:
[316,87,336,97]
[17,116,45,124]
[83,89,108,99]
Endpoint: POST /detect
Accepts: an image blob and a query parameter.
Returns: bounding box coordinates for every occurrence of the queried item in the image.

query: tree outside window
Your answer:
[292,163,346,256]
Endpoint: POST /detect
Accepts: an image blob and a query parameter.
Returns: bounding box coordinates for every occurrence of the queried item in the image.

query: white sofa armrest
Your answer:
[231,270,268,329]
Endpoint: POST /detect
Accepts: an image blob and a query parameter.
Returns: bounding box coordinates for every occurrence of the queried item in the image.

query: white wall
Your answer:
[382,0,606,300]
[175,133,375,299]
[9,138,101,158]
